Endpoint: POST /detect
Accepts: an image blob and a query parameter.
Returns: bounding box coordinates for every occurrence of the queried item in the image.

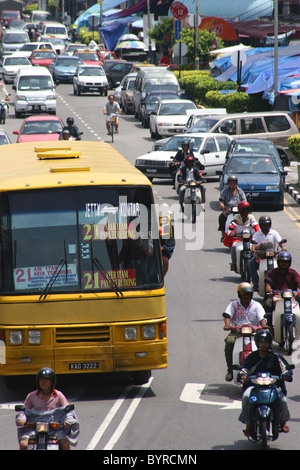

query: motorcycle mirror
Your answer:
[287,364,295,370]
[280,239,287,244]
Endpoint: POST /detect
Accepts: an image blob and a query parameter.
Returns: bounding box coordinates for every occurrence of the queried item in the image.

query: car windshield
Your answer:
[226,157,278,174]
[187,117,219,133]
[161,136,203,152]
[4,33,28,43]
[76,52,99,60]
[148,94,177,105]
[233,141,278,156]
[19,77,53,90]
[21,120,63,135]
[159,102,195,115]
[4,57,29,65]
[56,58,81,66]
[79,67,105,76]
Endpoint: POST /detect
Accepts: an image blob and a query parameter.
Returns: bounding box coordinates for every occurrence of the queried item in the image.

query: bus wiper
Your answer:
[90,243,124,298]
[39,241,68,300]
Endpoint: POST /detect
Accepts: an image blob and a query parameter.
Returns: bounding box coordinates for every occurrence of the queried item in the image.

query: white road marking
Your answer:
[180,383,241,410]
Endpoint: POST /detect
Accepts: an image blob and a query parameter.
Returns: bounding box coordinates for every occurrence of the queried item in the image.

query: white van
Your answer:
[40,21,68,41]
[133,68,180,119]
[31,10,51,23]
[0,29,30,58]
[13,67,56,118]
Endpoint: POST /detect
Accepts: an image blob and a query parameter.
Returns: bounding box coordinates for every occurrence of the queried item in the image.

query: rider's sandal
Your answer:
[107,132,111,135]
[243,426,251,437]
[280,423,290,433]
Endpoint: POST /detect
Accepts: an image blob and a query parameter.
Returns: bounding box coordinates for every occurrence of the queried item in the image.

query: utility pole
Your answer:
[147,0,152,62]
[195,0,199,70]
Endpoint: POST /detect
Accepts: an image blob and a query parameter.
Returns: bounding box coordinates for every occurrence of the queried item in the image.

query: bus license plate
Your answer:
[69,362,99,370]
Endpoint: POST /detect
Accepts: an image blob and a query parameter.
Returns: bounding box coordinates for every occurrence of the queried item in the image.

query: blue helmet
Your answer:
[277,251,292,267]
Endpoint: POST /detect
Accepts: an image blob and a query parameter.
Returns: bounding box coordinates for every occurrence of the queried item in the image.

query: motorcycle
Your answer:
[231,324,258,385]
[0,101,9,124]
[224,206,239,233]
[15,404,79,450]
[182,180,204,223]
[234,366,294,450]
[233,230,252,281]
[271,289,300,355]
[251,239,287,298]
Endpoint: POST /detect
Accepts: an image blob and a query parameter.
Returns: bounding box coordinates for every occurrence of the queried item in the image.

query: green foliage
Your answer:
[288,134,300,161]
[179,27,224,62]
[77,27,99,45]
[24,3,38,13]
[148,18,173,46]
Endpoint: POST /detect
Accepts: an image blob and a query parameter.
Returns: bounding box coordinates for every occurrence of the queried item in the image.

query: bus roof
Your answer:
[0,141,151,191]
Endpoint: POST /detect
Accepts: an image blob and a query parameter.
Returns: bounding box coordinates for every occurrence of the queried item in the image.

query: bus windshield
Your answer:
[0,186,163,295]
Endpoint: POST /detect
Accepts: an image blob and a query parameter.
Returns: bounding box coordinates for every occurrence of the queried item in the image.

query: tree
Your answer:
[148,17,173,50]
[179,27,224,63]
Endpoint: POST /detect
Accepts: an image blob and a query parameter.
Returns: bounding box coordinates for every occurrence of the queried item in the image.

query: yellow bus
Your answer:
[0,141,168,386]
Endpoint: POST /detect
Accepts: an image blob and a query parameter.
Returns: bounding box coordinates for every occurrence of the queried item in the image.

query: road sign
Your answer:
[170,1,188,20]
[174,19,182,40]
[173,42,188,57]
[187,14,201,27]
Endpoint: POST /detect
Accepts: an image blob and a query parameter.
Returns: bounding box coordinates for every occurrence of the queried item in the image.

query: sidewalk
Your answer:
[285,161,300,204]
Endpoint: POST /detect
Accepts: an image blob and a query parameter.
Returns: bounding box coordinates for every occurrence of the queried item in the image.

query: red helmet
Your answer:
[185,155,194,163]
[238,201,251,214]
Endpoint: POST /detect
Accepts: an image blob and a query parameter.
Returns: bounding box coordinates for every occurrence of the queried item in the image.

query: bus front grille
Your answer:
[56,326,110,343]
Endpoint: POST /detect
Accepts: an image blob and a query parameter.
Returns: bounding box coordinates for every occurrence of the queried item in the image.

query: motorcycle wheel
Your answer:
[284,323,294,355]
[241,258,250,282]
[261,420,268,450]
[191,200,196,224]
[1,108,6,124]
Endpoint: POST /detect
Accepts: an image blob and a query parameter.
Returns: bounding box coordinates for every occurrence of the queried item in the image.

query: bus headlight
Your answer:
[28,330,41,344]
[9,331,23,345]
[142,325,155,339]
[124,327,137,340]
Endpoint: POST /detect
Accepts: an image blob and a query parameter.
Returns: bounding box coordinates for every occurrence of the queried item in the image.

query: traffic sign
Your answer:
[187,14,201,27]
[170,1,188,20]
[173,42,188,57]
[174,19,182,40]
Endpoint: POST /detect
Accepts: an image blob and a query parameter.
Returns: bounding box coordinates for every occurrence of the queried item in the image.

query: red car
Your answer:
[29,49,57,67]
[13,115,64,143]
[72,50,102,66]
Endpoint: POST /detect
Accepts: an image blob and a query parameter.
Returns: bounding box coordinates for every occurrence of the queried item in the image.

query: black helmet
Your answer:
[259,215,272,227]
[182,140,190,148]
[227,175,238,184]
[36,367,56,391]
[255,329,273,347]
[237,282,253,299]
[277,251,292,267]
[66,117,74,125]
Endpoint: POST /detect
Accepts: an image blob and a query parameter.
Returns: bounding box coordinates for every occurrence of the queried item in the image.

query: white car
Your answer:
[149,99,197,139]
[1,55,31,83]
[73,64,108,96]
[135,133,232,182]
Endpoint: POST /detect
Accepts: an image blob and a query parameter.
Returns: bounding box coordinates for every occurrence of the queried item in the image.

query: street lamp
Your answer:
[147,0,152,61]
[274,0,278,96]
[195,0,199,70]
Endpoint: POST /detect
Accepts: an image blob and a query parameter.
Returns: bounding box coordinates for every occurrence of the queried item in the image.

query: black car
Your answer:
[140,91,181,128]
[102,59,134,89]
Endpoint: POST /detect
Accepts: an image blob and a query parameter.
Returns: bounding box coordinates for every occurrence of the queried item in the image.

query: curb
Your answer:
[285,183,300,204]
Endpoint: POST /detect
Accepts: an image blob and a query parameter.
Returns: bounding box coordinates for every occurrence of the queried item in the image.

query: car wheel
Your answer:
[108,78,114,89]
[15,110,22,118]
[125,104,129,115]
[73,86,77,95]
[78,89,81,96]
[150,127,156,139]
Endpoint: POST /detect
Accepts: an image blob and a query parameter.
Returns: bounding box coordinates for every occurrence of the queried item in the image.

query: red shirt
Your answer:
[268,267,300,291]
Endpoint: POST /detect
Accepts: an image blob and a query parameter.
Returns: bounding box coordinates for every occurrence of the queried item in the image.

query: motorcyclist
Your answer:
[222,282,267,382]
[60,117,81,140]
[0,80,10,122]
[159,225,175,277]
[223,201,259,272]
[249,215,286,291]
[169,140,194,187]
[218,175,247,242]
[177,155,206,213]
[265,252,300,295]
[16,367,79,450]
[238,329,293,436]
[264,252,300,324]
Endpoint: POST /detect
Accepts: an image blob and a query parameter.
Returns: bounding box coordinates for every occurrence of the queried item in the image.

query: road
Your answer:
[1,83,300,452]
